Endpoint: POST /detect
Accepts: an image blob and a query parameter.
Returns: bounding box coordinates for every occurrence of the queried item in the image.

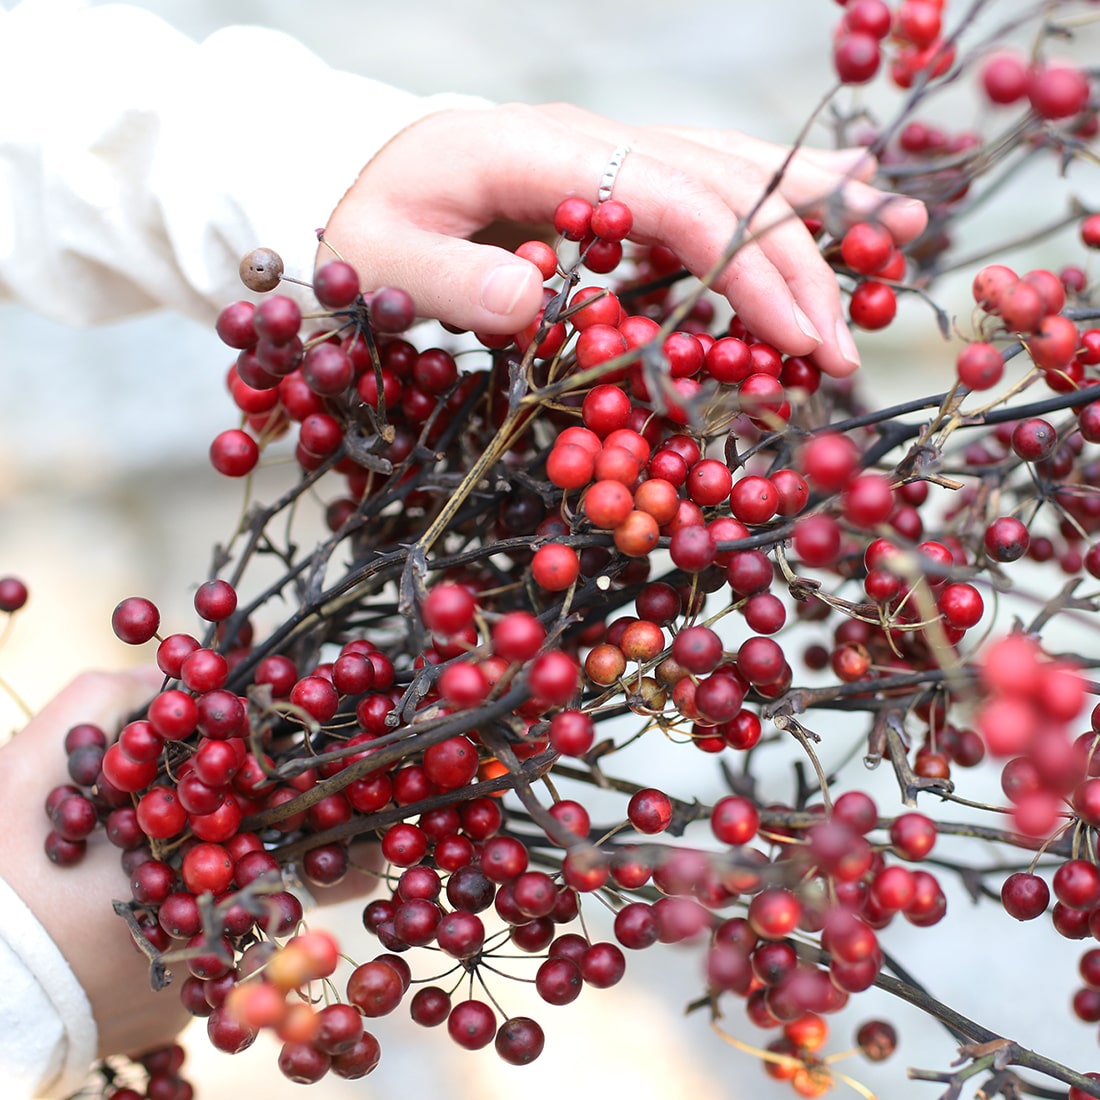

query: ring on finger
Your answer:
[597,143,632,203]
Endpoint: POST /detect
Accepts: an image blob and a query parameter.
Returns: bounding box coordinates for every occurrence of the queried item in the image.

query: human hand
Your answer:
[0,668,187,1060]
[322,102,928,377]
[0,669,382,1063]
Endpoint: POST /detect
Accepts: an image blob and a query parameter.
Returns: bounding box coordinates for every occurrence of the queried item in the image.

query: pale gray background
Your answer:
[0,2,1095,1097]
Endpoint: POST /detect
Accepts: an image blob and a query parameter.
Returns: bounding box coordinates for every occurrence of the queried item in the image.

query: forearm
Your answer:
[0,2,489,325]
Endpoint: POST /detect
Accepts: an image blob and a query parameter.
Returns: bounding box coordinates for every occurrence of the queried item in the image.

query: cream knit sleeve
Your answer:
[0,0,490,325]
[0,875,97,1099]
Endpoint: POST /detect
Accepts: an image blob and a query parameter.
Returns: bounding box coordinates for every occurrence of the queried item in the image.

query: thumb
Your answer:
[343,226,547,336]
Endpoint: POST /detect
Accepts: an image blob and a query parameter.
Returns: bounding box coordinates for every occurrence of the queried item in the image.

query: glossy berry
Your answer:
[210,429,259,477]
[841,222,894,275]
[1001,872,1049,921]
[447,1000,496,1051]
[711,795,759,845]
[591,199,633,242]
[890,813,937,860]
[748,888,801,940]
[313,261,360,308]
[956,342,1004,390]
[495,1016,545,1065]
[194,580,237,622]
[1054,860,1100,910]
[849,281,897,329]
[834,32,881,84]
[1010,418,1057,462]
[111,596,160,645]
[0,577,28,612]
[627,788,674,834]
[371,286,416,333]
[984,516,1030,562]
[346,960,404,1018]
[553,197,593,241]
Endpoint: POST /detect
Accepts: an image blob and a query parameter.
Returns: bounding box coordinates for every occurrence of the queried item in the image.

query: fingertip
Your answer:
[475,260,545,333]
[792,303,824,345]
[814,318,862,377]
[818,354,860,379]
[882,196,929,244]
[826,147,880,182]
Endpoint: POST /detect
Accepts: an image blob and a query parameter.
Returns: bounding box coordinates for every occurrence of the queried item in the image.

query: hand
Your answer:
[322,102,928,377]
[0,668,185,1059]
[0,670,383,1061]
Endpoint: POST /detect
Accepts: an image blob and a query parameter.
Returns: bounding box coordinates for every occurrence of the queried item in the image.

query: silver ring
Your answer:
[597,143,632,203]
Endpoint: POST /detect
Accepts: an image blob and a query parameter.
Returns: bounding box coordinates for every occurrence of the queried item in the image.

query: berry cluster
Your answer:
[76,1044,192,1100]
[23,3,1100,1099]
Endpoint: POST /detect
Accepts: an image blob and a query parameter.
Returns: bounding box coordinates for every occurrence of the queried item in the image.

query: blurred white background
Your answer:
[1,1,1097,1097]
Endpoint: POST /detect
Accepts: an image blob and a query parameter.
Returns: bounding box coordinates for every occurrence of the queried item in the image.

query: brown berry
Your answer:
[856,1018,897,1061]
[239,248,284,293]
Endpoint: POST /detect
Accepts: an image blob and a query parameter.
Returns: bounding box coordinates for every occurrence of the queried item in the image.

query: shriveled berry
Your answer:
[239,248,284,292]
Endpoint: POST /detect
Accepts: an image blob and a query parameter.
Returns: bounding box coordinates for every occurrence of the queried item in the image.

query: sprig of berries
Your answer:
[31,4,1100,1100]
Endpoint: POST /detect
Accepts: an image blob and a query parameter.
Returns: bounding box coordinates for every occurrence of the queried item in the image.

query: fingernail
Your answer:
[481,264,535,316]
[793,304,823,344]
[884,195,926,214]
[835,317,861,371]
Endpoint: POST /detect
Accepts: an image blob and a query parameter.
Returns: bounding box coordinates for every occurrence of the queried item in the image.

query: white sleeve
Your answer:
[0,0,491,325]
[0,876,97,1099]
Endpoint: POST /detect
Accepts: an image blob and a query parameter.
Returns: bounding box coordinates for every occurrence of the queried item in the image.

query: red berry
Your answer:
[590,199,634,242]
[981,51,1029,105]
[111,596,160,645]
[495,1016,545,1065]
[346,960,404,1017]
[1054,860,1100,910]
[711,796,759,845]
[0,577,28,613]
[314,261,360,308]
[984,516,1030,562]
[849,281,897,330]
[890,813,936,860]
[515,240,557,281]
[1081,214,1100,250]
[627,788,674,834]
[1028,63,1091,120]
[748,888,801,940]
[422,584,476,636]
[370,286,415,333]
[801,433,858,492]
[447,999,496,1050]
[531,544,580,591]
[834,32,881,84]
[209,429,259,477]
[956,342,1004,390]
[840,222,894,275]
[194,580,237,623]
[216,300,258,349]
[553,197,594,241]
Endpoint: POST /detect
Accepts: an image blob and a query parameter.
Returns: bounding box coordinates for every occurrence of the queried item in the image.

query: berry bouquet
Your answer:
[27,2,1100,1097]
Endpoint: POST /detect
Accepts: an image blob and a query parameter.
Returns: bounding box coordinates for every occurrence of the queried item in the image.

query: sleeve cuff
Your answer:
[0,3,493,324]
[0,875,97,1098]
